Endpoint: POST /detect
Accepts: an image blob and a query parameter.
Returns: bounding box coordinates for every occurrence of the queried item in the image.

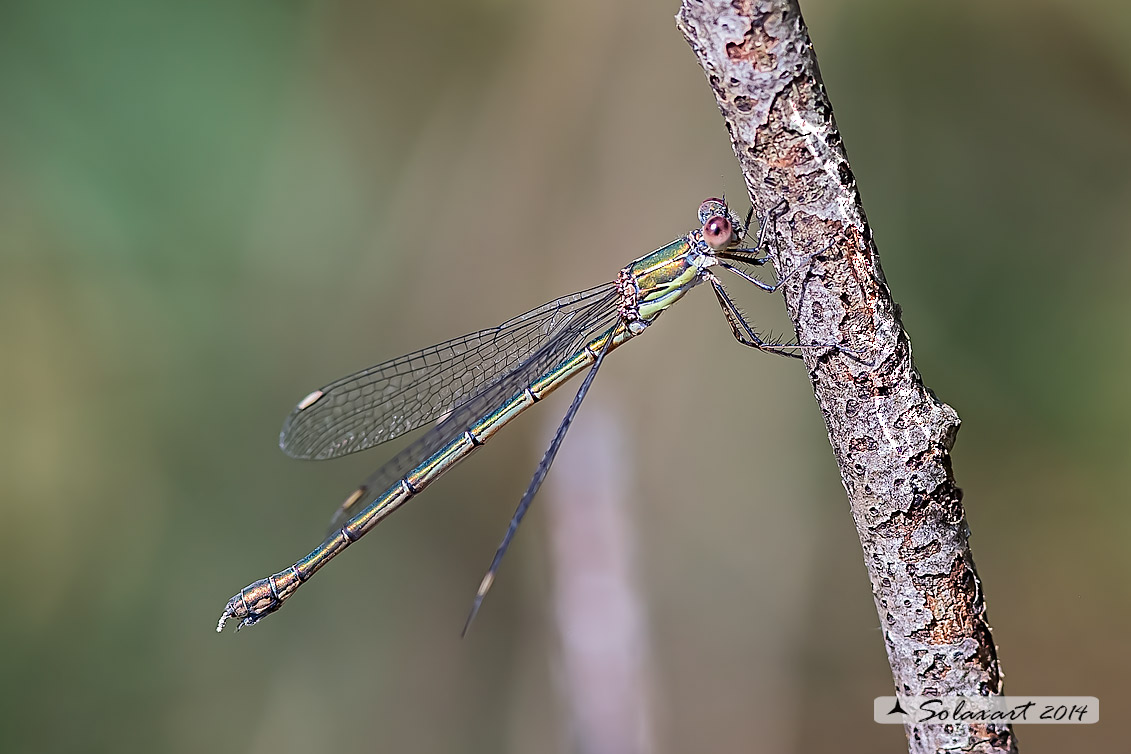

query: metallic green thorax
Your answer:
[628,236,707,325]
[219,216,728,631]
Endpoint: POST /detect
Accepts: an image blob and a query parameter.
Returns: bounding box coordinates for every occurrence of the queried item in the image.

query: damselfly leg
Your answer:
[698,198,841,358]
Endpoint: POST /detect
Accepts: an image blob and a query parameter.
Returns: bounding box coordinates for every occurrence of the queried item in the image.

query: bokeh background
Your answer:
[2,1,1128,752]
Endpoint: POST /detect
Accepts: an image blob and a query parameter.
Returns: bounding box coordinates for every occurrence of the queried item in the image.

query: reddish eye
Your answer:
[703,215,733,250]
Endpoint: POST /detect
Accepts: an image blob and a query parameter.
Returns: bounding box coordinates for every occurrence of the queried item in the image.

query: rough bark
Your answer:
[676,2,1016,752]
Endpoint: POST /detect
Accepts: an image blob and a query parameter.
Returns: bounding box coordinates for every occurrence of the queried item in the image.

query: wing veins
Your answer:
[329,288,621,527]
[280,283,617,460]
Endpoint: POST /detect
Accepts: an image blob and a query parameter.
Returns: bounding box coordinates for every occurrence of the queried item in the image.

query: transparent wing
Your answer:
[330,287,622,527]
[281,283,619,460]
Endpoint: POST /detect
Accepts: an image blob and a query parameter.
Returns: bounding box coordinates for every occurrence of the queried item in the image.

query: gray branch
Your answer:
[676,2,1016,752]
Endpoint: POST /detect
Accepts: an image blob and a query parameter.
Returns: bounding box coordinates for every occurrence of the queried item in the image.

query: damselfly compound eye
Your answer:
[703,214,734,250]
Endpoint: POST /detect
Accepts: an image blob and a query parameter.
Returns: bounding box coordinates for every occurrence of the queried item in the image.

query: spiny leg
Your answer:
[704,270,805,359]
[462,323,620,636]
[718,237,838,292]
[716,260,777,291]
[705,266,863,360]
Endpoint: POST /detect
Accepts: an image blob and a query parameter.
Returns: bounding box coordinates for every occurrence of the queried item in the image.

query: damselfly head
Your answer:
[698,197,741,251]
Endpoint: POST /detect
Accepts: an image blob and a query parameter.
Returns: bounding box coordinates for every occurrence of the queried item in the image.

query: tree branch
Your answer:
[676,2,1016,752]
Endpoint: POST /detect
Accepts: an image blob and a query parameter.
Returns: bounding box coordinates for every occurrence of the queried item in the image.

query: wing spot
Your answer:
[297,390,325,410]
[341,486,367,511]
[477,571,495,597]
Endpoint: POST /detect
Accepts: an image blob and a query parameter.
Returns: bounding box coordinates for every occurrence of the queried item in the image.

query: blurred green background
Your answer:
[2,1,1128,752]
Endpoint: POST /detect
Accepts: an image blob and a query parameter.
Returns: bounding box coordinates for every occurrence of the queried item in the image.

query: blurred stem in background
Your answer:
[545,401,655,754]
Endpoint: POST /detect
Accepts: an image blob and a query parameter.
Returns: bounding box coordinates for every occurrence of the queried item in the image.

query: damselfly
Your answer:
[218,198,839,632]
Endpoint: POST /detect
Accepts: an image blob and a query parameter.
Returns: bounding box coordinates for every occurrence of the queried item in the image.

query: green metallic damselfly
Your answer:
[218,198,840,633]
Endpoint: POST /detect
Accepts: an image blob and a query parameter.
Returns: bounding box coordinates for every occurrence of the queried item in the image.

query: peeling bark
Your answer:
[676,2,1016,752]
